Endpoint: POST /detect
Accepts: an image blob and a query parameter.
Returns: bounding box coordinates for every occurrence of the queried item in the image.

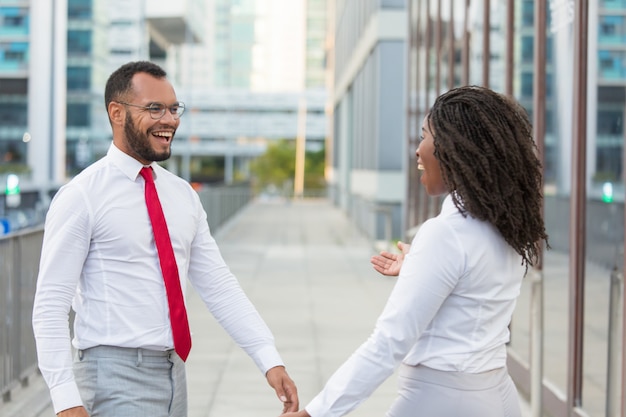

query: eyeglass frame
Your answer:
[115,100,186,120]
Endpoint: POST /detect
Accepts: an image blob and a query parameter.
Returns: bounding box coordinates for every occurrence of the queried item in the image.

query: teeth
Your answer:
[154,132,172,138]
[417,164,424,171]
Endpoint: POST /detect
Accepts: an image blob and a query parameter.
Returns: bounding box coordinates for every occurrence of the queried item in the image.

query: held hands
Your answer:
[370,241,410,276]
[266,366,299,413]
[280,411,311,417]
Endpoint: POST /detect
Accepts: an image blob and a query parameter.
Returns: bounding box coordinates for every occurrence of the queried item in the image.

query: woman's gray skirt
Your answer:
[386,364,522,417]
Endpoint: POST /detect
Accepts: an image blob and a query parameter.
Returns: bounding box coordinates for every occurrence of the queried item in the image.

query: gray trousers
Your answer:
[386,364,522,417]
[74,345,187,417]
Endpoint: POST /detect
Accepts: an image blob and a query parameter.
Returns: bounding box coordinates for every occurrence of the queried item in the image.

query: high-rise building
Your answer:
[328,0,407,240]
[214,0,256,89]
[1,0,327,191]
[0,0,205,182]
[0,2,30,171]
[594,0,626,193]
[305,0,327,89]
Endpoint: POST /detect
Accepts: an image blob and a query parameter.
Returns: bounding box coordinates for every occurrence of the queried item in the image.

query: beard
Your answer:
[124,112,172,162]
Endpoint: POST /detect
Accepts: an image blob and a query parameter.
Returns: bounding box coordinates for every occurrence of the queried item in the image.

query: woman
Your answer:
[281,86,548,417]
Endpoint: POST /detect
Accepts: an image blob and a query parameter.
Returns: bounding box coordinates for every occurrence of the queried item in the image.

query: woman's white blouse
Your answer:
[305,194,526,417]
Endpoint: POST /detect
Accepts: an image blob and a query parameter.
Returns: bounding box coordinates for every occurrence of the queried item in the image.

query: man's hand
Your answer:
[280,411,310,417]
[57,406,89,416]
[370,241,410,276]
[266,366,299,413]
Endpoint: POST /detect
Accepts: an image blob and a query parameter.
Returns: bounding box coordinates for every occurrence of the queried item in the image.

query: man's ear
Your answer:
[108,101,125,126]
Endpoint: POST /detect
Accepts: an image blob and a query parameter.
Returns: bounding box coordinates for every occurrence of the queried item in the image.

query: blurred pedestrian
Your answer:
[32,61,298,417]
[281,86,548,417]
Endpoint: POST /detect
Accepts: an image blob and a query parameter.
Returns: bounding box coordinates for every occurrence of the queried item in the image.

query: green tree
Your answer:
[250,139,326,195]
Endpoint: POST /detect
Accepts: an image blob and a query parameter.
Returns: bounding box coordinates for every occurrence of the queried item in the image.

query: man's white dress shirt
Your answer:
[32,143,283,413]
[305,194,526,417]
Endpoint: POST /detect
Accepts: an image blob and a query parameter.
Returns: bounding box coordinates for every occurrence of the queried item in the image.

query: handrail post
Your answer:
[606,268,622,417]
[530,267,544,417]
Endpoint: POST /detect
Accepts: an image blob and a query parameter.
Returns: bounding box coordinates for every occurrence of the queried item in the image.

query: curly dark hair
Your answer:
[104,61,167,111]
[427,85,549,267]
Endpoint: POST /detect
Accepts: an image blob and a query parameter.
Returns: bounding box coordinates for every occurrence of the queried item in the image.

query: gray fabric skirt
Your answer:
[73,345,187,417]
[386,364,522,417]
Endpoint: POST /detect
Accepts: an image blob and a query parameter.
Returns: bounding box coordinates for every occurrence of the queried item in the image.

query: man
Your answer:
[32,61,298,417]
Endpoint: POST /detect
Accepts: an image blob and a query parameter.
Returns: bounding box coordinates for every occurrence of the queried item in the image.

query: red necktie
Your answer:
[140,167,192,361]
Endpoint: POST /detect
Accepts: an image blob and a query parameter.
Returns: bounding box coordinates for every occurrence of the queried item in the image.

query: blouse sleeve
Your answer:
[305,217,465,417]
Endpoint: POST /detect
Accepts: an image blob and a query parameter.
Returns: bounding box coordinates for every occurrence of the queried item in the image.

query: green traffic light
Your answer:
[601,182,613,203]
[5,174,20,195]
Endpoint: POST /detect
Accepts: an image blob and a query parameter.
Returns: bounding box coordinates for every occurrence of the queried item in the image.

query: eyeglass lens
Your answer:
[148,103,185,119]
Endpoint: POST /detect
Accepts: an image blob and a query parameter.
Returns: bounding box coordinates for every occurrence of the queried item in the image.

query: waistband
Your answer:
[399,364,509,391]
[77,345,176,363]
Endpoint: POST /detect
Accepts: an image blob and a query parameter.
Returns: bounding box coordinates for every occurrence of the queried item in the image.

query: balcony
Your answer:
[145,0,204,48]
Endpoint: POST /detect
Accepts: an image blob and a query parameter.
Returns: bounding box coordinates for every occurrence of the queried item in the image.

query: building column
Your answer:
[27,0,67,186]
[225,153,233,184]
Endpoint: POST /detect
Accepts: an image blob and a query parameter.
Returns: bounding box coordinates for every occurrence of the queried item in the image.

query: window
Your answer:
[601,0,626,10]
[67,67,91,90]
[67,103,90,127]
[521,73,533,98]
[598,50,626,79]
[4,50,24,61]
[0,102,27,126]
[595,146,622,182]
[68,30,92,56]
[4,15,23,26]
[599,15,626,44]
[0,78,27,94]
[68,0,92,19]
[597,109,623,135]
[0,42,28,69]
[521,36,533,63]
[1,7,28,29]
[522,1,534,27]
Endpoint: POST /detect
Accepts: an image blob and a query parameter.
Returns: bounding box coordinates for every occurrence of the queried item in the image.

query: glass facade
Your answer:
[66,0,95,175]
[0,4,29,169]
[214,0,255,89]
[407,1,624,416]
[68,0,92,19]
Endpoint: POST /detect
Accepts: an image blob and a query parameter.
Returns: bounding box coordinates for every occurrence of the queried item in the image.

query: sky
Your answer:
[252,0,306,92]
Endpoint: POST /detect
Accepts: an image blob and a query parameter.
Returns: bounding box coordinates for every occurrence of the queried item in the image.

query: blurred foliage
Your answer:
[250,139,326,194]
[592,171,619,183]
[0,163,31,175]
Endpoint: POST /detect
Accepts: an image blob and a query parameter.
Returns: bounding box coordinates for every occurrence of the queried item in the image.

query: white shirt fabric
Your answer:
[305,194,526,417]
[32,143,283,413]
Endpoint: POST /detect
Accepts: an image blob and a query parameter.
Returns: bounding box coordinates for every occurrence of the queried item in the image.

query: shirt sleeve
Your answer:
[187,199,283,374]
[32,184,92,413]
[305,218,465,417]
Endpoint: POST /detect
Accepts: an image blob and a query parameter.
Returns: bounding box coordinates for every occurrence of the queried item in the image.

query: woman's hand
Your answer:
[370,241,410,276]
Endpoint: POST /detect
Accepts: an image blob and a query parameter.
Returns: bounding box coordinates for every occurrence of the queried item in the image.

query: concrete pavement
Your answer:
[5,196,617,417]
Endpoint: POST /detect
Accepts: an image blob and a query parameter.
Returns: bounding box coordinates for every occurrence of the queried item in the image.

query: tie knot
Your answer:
[140,167,154,183]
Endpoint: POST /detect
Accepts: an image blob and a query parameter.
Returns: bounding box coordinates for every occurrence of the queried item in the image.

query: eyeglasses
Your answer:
[116,101,186,120]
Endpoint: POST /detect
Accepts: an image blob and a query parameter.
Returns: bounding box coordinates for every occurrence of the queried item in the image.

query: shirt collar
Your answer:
[107,143,156,181]
[440,192,466,216]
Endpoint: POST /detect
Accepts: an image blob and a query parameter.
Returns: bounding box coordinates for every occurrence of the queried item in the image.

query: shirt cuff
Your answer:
[304,395,326,417]
[248,345,284,375]
[50,380,83,414]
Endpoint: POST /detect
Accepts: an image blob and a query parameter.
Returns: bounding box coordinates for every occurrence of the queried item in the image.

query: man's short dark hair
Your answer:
[104,61,167,111]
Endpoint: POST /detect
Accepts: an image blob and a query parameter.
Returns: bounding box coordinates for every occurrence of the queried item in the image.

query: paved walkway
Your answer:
[3,197,616,417]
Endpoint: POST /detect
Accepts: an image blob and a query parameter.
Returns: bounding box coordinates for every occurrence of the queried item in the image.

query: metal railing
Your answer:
[0,226,43,402]
[0,183,252,405]
[197,183,253,232]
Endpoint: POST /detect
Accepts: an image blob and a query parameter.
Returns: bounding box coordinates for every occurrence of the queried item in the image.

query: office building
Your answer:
[328,0,407,241]
[0,2,29,172]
